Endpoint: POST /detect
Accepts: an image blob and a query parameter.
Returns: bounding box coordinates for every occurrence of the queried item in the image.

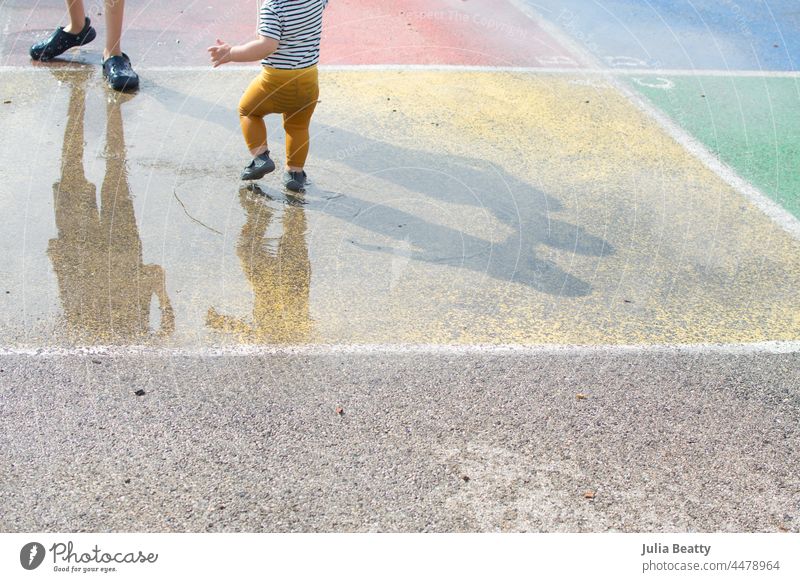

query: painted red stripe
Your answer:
[321,0,579,66]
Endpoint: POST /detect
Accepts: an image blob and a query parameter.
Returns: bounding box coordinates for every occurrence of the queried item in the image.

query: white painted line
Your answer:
[0,341,799,357]
[1,64,799,77]
[614,82,800,240]
[507,0,599,69]
[617,68,800,78]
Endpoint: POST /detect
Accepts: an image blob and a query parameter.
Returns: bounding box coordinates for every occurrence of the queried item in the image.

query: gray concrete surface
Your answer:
[2,350,798,532]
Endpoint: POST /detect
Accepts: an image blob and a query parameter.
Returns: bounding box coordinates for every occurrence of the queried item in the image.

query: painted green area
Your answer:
[632,76,800,219]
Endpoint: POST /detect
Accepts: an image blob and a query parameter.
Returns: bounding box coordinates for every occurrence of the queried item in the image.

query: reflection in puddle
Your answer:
[47,69,174,343]
[206,189,312,343]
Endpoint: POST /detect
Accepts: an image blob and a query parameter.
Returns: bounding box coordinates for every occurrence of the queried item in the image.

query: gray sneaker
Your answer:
[283,170,307,192]
[241,151,276,181]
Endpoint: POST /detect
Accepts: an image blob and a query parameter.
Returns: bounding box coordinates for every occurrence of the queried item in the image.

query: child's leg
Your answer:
[283,103,317,171]
[103,0,125,59]
[239,71,276,156]
[64,1,86,34]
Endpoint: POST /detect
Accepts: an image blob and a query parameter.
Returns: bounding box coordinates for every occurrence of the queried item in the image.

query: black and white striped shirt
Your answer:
[259,0,329,69]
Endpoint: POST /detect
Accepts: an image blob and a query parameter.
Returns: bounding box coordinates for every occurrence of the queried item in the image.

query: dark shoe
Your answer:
[241,151,276,181]
[284,170,307,192]
[30,17,96,61]
[102,53,139,92]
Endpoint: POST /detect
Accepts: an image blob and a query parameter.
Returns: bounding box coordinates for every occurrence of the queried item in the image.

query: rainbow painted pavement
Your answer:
[1,0,798,348]
[2,1,800,537]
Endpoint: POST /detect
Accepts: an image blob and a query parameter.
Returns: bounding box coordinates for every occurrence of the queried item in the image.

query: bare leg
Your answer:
[103,0,125,59]
[63,0,86,34]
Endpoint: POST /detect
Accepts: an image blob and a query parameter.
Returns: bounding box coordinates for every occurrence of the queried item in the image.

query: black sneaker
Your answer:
[30,17,96,61]
[241,151,276,181]
[102,53,139,92]
[284,170,307,192]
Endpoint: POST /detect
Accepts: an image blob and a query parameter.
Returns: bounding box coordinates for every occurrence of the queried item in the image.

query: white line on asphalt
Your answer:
[1,64,799,77]
[607,68,800,78]
[1,342,799,357]
[614,82,800,240]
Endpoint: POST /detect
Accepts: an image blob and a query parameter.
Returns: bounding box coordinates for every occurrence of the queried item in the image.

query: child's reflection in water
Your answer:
[207,189,312,344]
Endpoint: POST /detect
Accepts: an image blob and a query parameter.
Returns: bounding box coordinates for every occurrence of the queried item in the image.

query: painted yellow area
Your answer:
[311,72,800,344]
[1,70,799,346]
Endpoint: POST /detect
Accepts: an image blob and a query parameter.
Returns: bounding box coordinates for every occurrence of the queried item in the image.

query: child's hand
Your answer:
[208,39,232,67]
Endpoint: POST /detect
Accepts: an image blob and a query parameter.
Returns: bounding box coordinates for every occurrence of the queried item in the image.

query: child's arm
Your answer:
[207,36,279,67]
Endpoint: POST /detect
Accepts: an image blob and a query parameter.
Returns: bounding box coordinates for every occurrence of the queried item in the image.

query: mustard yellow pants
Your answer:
[238,65,319,168]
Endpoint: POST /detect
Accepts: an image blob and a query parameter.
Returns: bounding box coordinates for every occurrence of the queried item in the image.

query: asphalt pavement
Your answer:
[2,349,798,532]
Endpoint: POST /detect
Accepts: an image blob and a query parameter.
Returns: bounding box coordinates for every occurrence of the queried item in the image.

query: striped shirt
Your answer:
[259,0,329,69]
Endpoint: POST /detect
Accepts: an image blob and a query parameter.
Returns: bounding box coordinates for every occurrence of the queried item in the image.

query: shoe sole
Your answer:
[284,181,305,192]
[106,75,140,92]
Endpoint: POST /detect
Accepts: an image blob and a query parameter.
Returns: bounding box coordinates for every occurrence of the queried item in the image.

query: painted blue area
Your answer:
[528,0,800,70]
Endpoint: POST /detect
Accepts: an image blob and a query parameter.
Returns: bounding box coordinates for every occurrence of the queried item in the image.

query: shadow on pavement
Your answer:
[314,123,614,296]
[149,84,614,298]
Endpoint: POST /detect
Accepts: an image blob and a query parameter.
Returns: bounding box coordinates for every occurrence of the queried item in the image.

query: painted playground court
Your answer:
[0,0,798,348]
[0,0,799,535]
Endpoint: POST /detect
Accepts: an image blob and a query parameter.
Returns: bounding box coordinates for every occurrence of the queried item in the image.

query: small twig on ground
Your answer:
[173,188,223,235]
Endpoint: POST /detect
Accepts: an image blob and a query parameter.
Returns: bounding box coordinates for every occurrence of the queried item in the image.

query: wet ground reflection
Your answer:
[47,68,174,343]
[7,69,792,347]
[207,187,312,343]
